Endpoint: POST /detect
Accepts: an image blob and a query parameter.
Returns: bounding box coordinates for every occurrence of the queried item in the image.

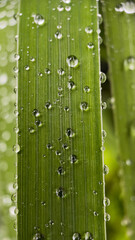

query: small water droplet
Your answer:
[11,193,16,203]
[93,190,98,195]
[45,102,52,109]
[85,26,93,34]
[54,31,63,39]
[67,81,76,90]
[30,57,35,62]
[84,232,93,240]
[25,65,30,71]
[56,187,65,198]
[29,127,35,133]
[98,14,103,25]
[84,86,90,93]
[102,130,107,139]
[72,233,81,240]
[104,164,109,175]
[70,154,78,164]
[13,67,19,73]
[35,120,43,127]
[13,127,19,133]
[104,213,110,222]
[103,197,110,207]
[33,233,45,240]
[65,6,71,11]
[45,68,51,74]
[62,143,69,149]
[65,128,75,138]
[41,201,46,206]
[14,54,20,61]
[57,166,65,175]
[66,55,79,68]
[93,211,99,216]
[124,56,135,71]
[64,106,69,112]
[100,72,106,83]
[32,109,40,117]
[57,5,64,11]
[13,144,20,153]
[46,143,53,150]
[80,102,89,111]
[55,150,61,156]
[87,43,94,49]
[115,3,124,12]
[57,68,65,76]
[102,102,107,110]
[34,14,45,26]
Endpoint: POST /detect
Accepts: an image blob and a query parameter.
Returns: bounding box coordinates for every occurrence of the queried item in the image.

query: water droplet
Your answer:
[32,109,40,117]
[49,220,54,226]
[13,144,20,153]
[98,14,103,25]
[55,150,61,156]
[13,67,19,73]
[57,166,65,175]
[29,127,35,133]
[93,190,98,195]
[103,197,110,207]
[126,159,132,166]
[33,233,45,240]
[45,68,51,74]
[100,72,106,83]
[62,143,69,149]
[85,26,93,34]
[124,56,135,71]
[64,106,69,112]
[14,54,20,61]
[65,6,71,11]
[56,187,65,198]
[102,102,107,110]
[80,102,89,111]
[34,14,45,26]
[25,65,30,71]
[72,233,81,240]
[46,143,53,150]
[13,127,19,133]
[115,2,135,14]
[102,130,107,139]
[65,128,75,138]
[41,201,46,206]
[104,164,109,175]
[93,211,99,216]
[54,31,63,39]
[11,193,16,203]
[62,0,71,3]
[57,5,64,11]
[87,42,94,49]
[66,55,79,68]
[35,120,43,127]
[84,232,93,240]
[30,57,35,62]
[67,81,76,90]
[104,213,110,222]
[84,86,90,93]
[70,154,78,164]
[99,36,103,45]
[45,102,52,109]
[57,68,65,76]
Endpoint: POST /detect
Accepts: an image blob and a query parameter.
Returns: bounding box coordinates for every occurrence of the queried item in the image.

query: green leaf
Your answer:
[17,1,106,239]
[102,0,135,238]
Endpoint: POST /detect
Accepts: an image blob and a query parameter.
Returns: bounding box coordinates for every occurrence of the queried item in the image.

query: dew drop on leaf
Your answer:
[54,31,63,39]
[103,197,110,207]
[84,86,90,93]
[104,164,109,175]
[33,233,45,240]
[70,154,78,164]
[100,72,106,84]
[66,55,79,68]
[104,213,111,222]
[124,56,135,71]
[32,109,40,117]
[65,128,75,138]
[80,102,89,111]
[67,81,76,90]
[45,102,52,109]
[56,187,65,198]
[84,232,93,240]
[34,14,45,26]
[87,42,94,49]
[85,26,93,34]
[72,233,81,240]
[57,68,65,76]
[13,144,20,153]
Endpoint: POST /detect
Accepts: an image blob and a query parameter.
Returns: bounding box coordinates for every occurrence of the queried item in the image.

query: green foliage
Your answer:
[16,0,106,239]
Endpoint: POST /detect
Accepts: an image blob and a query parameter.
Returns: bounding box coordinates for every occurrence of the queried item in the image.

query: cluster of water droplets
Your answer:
[115,1,135,14]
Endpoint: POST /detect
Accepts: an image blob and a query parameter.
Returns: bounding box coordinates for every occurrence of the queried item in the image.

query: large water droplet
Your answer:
[72,233,81,240]
[100,72,106,83]
[124,56,135,71]
[115,2,135,14]
[33,233,45,240]
[70,154,77,164]
[104,213,111,222]
[65,128,75,138]
[32,109,40,117]
[67,81,76,90]
[103,197,110,207]
[84,232,93,240]
[56,187,65,198]
[54,31,63,39]
[34,14,45,26]
[80,102,89,111]
[66,55,79,68]
[13,144,20,153]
